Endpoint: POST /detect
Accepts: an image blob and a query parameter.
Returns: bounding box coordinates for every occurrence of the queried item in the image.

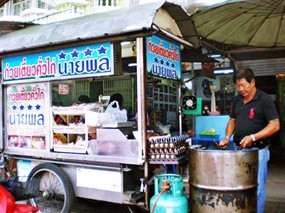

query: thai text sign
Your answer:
[2,42,113,83]
[6,83,49,150]
[146,35,181,81]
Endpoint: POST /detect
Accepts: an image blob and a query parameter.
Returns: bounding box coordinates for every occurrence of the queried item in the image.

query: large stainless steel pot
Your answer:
[189,147,258,212]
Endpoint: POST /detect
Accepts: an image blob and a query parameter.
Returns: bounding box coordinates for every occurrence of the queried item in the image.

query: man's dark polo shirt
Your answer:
[230,89,279,143]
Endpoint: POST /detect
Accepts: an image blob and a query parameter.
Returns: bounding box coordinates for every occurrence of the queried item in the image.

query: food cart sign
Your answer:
[146,35,181,81]
[2,42,113,83]
[6,83,49,150]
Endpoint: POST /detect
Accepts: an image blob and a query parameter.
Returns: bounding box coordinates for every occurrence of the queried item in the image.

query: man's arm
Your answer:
[219,118,236,149]
[254,119,280,141]
[239,118,280,148]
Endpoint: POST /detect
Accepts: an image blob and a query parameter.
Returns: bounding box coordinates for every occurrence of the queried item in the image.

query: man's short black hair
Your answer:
[234,68,255,83]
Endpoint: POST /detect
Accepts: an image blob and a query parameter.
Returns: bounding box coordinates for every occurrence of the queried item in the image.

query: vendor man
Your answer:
[219,68,280,213]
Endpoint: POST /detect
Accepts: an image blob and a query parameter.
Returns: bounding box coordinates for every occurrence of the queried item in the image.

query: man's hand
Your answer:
[239,135,254,149]
[219,138,229,149]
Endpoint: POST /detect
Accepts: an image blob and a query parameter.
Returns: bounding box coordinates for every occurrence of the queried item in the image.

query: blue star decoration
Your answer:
[58,51,67,59]
[27,105,33,110]
[71,49,79,58]
[84,48,93,56]
[166,61,170,66]
[160,59,164,65]
[12,105,17,110]
[171,63,175,68]
[20,105,25,110]
[154,57,159,63]
[97,45,108,55]
[35,104,41,110]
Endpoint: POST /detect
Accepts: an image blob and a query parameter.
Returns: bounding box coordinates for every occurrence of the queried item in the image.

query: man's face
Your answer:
[236,78,255,97]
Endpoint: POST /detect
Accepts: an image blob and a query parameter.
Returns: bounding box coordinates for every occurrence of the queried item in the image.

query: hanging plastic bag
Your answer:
[102,101,128,124]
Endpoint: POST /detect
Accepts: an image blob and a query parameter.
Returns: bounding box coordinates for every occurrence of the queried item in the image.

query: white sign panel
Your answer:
[77,168,122,192]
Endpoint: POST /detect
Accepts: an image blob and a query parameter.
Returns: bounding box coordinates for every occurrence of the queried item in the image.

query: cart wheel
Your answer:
[25,163,75,213]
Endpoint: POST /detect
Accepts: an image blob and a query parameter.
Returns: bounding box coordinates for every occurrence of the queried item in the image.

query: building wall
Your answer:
[0,0,143,23]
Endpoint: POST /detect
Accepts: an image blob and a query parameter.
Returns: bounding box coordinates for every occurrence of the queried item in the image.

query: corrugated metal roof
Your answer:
[0,1,199,55]
[236,58,285,76]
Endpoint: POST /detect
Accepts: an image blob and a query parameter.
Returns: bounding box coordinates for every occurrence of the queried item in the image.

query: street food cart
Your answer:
[0,1,197,212]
